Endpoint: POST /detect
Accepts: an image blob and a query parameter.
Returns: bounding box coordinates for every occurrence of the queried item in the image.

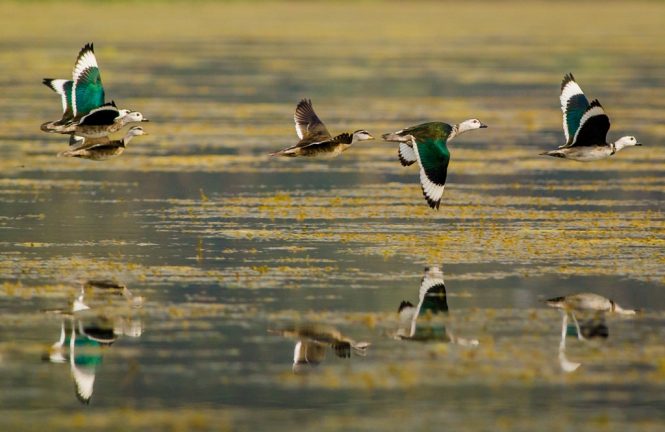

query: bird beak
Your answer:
[141,119,150,122]
[635,142,642,146]
[143,132,150,136]
[367,134,375,140]
[479,123,488,128]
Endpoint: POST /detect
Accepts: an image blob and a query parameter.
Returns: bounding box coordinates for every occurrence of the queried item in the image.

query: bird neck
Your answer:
[449,124,460,140]
[610,142,618,154]
[122,133,137,146]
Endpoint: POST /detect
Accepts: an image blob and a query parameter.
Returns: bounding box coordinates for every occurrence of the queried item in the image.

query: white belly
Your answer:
[563,146,613,162]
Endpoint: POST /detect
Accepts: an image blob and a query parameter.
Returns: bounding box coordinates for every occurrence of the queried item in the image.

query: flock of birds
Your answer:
[36,43,645,403]
[41,43,149,160]
[41,43,643,210]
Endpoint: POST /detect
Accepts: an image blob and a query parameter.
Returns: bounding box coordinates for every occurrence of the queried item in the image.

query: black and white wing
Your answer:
[43,78,74,122]
[559,73,590,148]
[398,142,417,166]
[76,101,120,126]
[570,100,610,147]
[416,267,449,316]
[412,137,450,210]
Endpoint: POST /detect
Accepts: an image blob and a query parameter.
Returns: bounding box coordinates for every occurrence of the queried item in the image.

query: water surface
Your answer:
[1,2,664,431]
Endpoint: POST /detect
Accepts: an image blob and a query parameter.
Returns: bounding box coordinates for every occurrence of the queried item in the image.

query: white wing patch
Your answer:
[560,79,584,113]
[560,79,585,143]
[413,140,445,208]
[572,105,606,145]
[398,142,417,165]
[49,79,70,113]
[406,272,445,336]
[72,49,98,84]
[294,113,305,140]
[419,276,445,302]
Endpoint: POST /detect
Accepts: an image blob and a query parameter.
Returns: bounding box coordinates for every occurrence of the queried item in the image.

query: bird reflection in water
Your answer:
[271,323,370,373]
[545,292,637,372]
[397,265,478,346]
[43,279,143,404]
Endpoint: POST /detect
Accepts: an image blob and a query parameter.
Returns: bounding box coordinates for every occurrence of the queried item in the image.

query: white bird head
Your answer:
[614,136,641,151]
[121,111,150,124]
[457,118,488,133]
[126,126,148,138]
[351,129,375,143]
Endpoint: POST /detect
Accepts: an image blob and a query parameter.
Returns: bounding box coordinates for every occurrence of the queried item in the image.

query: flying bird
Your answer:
[541,73,641,161]
[270,99,374,157]
[382,119,487,209]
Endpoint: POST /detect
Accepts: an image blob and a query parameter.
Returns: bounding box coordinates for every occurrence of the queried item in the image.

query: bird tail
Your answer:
[58,149,82,158]
[269,146,298,157]
[382,131,410,142]
[545,296,566,308]
[540,150,565,158]
[41,121,60,133]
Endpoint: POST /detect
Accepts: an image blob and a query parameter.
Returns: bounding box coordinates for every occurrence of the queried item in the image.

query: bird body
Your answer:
[545,292,636,315]
[43,102,148,138]
[541,73,640,161]
[270,99,374,157]
[58,126,146,160]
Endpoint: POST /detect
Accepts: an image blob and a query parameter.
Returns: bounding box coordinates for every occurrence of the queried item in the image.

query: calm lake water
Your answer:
[1,1,664,431]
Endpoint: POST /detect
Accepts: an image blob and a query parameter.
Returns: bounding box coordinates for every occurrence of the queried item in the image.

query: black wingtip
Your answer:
[421,188,440,210]
[561,72,576,90]
[398,150,410,167]
[297,98,313,108]
[75,43,95,64]
[544,296,565,305]
[398,301,414,313]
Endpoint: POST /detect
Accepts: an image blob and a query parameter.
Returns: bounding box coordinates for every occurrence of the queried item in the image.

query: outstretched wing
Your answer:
[570,100,610,147]
[71,43,105,118]
[43,78,74,121]
[559,73,590,147]
[412,136,450,210]
[76,101,120,126]
[294,99,331,145]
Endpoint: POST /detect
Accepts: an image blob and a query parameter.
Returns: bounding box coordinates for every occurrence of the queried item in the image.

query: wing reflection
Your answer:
[43,279,143,404]
[271,323,370,374]
[397,265,478,346]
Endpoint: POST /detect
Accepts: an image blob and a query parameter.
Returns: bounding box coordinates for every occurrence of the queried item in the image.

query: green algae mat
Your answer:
[0,1,664,431]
